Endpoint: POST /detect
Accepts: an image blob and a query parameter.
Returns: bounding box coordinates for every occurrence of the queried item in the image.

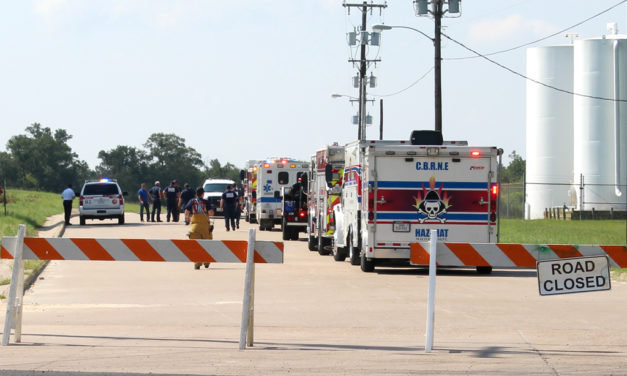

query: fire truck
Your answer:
[242,160,261,223]
[255,158,309,231]
[307,144,345,256]
[333,131,502,272]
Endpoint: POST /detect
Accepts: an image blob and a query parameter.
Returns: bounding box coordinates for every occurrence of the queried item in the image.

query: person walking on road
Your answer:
[61,183,76,225]
[164,180,182,222]
[185,187,214,270]
[138,183,150,222]
[220,185,238,231]
[149,181,163,222]
[233,185,243,229]
[179,183,195,224]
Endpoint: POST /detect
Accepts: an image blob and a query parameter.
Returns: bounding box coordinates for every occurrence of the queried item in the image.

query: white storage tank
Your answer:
[525,45,574,219]
[573,34,627,211]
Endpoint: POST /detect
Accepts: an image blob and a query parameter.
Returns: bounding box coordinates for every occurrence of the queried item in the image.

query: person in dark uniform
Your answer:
[149,181,163,222]
[179,183,195,224]
[220,185,238,231]
[233,185,243,229]
[61,183,76,225]
[164,180,182,222]
[185,187,214,269]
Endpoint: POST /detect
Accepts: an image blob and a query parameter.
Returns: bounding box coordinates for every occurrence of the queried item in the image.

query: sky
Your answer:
[1,0,626,171]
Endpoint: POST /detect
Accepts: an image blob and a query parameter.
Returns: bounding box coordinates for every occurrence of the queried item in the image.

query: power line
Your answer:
[371,66,434,97]
[441,31,627,103]
[444,0,627,60]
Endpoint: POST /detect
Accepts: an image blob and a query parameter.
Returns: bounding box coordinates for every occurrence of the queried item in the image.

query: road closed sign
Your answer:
[537,256,611,296]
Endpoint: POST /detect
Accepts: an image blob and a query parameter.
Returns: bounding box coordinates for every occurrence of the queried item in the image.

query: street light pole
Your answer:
[433,0,443,133]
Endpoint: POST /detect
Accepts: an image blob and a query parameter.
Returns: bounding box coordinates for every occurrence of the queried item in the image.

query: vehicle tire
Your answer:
[260,225,266,231]
[118,215,125,225]
[318,237,332,256]
[308,235,318,251]
[245,214,250,223]
[349,235,360,266]
[79,216,85,226]
[476,266,493,274]
[333,245,347,262]
[290,229,299,241]
[282,218,289,240]
[360,252,375,272]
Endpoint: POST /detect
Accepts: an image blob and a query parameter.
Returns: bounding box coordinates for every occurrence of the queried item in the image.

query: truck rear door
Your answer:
[370,147,497,247]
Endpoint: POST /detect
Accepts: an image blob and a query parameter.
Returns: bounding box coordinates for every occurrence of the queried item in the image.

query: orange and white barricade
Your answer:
[0,225,283,349]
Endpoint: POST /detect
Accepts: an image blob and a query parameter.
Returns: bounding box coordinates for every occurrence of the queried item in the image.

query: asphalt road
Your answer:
[0,213,626,375]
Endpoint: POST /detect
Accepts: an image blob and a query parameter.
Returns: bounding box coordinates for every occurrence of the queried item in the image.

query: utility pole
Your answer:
[433,0,443,133]
[344,1,386,140]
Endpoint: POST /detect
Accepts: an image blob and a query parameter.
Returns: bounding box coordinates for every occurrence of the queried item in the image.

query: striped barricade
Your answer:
[410,242,627,268]
[1,237,283,263]
[0,225,281,349]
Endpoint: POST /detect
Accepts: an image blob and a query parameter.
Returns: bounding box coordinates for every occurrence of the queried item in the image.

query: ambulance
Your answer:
[307,143,345,255]
[333,131,502,272]
[255,158,309,231]
[242,160,262,223]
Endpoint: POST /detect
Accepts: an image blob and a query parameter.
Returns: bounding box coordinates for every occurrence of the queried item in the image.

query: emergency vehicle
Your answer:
[333,131,502,272]
[277,172,309,241]
[307,144,345,256]
[242,160,261,223]
[255,158,309,231]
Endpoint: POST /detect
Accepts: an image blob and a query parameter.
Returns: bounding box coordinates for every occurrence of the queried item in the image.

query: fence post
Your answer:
[425,229,437,353]
[2,224,26,346]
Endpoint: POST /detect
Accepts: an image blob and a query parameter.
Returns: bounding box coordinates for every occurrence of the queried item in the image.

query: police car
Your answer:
[79,178,127,225]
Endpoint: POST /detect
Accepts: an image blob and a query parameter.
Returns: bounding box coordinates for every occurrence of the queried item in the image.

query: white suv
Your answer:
[202,178,235,216]
[79,179,127,225]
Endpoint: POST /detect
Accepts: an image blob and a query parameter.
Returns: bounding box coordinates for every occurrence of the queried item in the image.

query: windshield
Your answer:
[204,183,230,193]
[83,183,119,196]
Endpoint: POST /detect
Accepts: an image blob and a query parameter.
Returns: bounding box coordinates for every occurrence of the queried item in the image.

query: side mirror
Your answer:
[325,164,333,188]
[122,192,128,196]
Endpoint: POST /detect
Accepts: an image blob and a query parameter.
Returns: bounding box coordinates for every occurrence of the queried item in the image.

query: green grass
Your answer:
[500,219,626,245]
[0,189,63,237]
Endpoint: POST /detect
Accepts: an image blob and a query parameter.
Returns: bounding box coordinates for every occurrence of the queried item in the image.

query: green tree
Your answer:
[501,151,526,183]
[2,124,89,191]
[143,133,205,188]
[204,159,242,186]
[95,146,150,197]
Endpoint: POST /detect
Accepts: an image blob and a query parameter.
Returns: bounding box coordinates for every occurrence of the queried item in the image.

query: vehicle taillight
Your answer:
[79,196,84,206]
[368,211,374,220]
[491,184,498,196]
[119,194,124,205]
[299,210,306,218]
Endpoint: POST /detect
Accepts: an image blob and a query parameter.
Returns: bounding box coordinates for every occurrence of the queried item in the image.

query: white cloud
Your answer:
[468,14,559,43]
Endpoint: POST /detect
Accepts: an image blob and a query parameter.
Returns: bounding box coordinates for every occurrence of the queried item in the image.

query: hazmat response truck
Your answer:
[333,130,502,272]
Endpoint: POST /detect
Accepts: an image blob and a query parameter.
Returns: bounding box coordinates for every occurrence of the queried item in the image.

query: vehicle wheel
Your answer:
[308,235,318,251]
[290,229,299,241]
[118,215,125,225]
[79,216,85,226]
[318,237,331,256]
[260,225,266,231]
[476,266,493,274]
[245,214,250,223]
[360,252,375,272]
[349,236,360,266]
[333,245,347,262]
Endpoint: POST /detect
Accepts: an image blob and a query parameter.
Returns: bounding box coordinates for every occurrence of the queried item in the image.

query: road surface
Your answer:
[0,213,626,375]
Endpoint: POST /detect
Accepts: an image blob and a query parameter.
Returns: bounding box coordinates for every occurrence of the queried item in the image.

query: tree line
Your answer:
[0,124,241,201]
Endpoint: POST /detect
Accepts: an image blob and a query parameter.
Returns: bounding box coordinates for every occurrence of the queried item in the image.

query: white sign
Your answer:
[537,256,611,296]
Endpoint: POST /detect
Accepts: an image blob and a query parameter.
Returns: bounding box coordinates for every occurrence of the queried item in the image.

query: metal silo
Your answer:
[573,34,627,212]
[525,45,574,219]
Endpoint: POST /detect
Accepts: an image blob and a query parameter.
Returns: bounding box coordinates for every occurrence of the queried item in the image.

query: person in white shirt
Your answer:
[61,184,76,225]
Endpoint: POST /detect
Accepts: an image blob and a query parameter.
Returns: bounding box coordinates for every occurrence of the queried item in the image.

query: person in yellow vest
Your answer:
[184,187,215,270]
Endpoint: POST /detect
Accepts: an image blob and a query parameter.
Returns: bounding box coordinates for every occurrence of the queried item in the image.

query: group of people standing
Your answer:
[137,181,243,231]
[137,180,195,223]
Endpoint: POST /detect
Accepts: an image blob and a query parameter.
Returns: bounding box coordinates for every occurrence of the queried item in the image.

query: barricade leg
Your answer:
[425,229,437,353]
[2,224,26,346]
[239,228,256,350]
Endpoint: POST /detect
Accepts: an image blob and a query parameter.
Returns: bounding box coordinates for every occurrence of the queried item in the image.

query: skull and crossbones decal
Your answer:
[413,176,451,224]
